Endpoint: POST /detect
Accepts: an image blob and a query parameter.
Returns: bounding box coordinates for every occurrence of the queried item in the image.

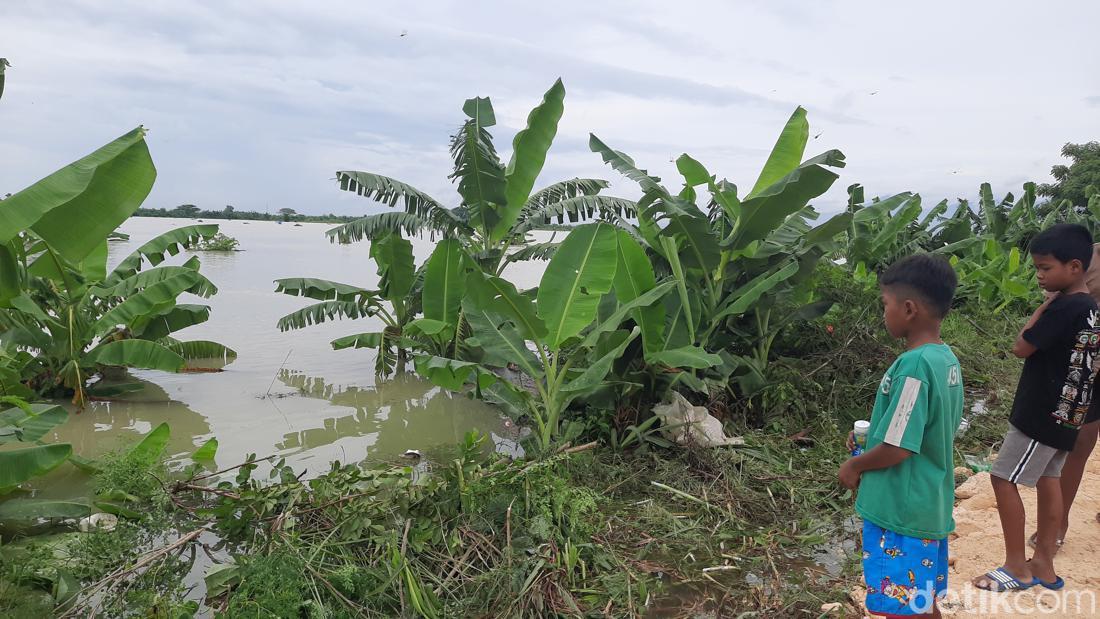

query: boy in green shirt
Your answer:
[839,254,963,618]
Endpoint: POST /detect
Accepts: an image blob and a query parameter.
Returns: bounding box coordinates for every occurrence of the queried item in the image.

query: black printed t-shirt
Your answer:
[1010,292,1100,451]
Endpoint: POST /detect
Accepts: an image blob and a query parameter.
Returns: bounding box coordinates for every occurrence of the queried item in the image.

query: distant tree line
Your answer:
[134,204,358,223]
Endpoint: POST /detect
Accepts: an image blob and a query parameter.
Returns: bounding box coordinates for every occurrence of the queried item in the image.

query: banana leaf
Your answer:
[0,498,91,520]
[370,234,415,302]
[104,224,218,285]
[494,79,566,242]
[274,277,373,302]
[0,403,67,443]
[536,223,618,349]
[747,106,809,198]
[422,239,466,328]
[0,127,155,263]
[612,229,665,354]
[86,340,185,373]
[0,443,72,492]
[129,422,169,462]
[462,303,544,378]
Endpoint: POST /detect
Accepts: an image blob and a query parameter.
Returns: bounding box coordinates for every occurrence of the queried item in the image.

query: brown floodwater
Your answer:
[9,217,531,503]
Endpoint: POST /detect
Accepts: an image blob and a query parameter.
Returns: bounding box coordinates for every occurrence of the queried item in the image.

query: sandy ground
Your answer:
[850,451,1100,618]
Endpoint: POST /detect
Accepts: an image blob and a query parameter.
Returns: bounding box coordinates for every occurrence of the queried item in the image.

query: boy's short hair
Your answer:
[880,254,958,318]
[1029,223,1093,269]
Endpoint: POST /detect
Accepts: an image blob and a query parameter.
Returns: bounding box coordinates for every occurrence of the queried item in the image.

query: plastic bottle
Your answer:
[851,420,870,456]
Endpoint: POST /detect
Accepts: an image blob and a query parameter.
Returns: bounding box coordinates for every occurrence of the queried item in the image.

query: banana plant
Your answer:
[275,232,431,376]
[280,80,635,374]
[411,223,676,450]
[329,79,635,273]
[0,128,235,405]
[845,188,927,270]
[949,239,1039,313]
[587,107,852,401]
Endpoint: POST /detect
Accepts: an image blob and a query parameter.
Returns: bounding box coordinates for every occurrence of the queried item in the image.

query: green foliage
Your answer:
[0,443,71,494]
[159,432,626,617]
[274,243,423,376]
[410,223,680,449]
[1038,141,1100,207]
[222,552,312,618]
[191,437,218,461]
[279,79,636,378]
[839,176,1092,313]
[587,107,850,407]
[0,401,73,493]
[0,127,155,263]
[193,232,240,251]
[950,240,1039,313]
[0,132,233,405]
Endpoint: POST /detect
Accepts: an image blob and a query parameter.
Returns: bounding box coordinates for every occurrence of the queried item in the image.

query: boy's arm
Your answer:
[839,444,912,489]
[1013,295,1057,358]
[838,366,931,490]
[1014,295,1056,356]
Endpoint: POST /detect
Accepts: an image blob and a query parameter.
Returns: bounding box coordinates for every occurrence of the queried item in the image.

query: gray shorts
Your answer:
[990,425,1068,487]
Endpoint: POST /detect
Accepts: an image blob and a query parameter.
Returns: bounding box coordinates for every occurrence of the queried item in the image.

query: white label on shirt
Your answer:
[885,377,923,447]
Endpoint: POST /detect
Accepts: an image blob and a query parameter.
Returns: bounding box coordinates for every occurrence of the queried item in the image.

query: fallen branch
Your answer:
[188,454,278,483]
[561,440,599,455]
[172,483,241,501]
[650,481,717,511]
[62,528,207,618]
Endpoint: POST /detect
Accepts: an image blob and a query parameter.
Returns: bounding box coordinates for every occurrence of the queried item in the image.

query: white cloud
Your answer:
[1,0,1098,215]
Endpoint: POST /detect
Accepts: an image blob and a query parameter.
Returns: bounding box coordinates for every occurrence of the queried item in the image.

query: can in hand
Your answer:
[851,420,870,456]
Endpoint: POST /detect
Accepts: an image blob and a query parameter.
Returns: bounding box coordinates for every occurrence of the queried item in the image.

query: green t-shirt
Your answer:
[855,343,963,540]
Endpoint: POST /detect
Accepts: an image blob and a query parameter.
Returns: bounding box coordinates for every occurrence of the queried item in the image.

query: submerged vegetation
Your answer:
[192,232,241,252]
[1,77,1097,616]
[0,129,236,405]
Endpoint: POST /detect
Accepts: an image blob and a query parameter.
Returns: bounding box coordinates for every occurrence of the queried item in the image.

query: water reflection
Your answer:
[21,218,538,481]
[50,380,214,460]
[22,379,215,502]
[274,369,523,463]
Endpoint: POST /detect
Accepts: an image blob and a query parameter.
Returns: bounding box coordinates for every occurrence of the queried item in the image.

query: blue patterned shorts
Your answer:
[862,520,948,617]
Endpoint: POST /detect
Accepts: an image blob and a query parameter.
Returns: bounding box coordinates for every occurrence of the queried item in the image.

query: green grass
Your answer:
[0,300,1029,617]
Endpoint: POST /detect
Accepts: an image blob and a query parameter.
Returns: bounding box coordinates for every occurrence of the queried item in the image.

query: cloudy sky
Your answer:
[2,1,1098,216]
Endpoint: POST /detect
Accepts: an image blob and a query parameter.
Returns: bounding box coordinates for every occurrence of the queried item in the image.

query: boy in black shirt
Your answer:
[973,224,1100,592]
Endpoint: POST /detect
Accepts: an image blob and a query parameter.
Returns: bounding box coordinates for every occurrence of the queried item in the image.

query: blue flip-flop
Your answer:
[1039,576,1066,590]
[977,567,1041,592]
[1025,560,1066,590]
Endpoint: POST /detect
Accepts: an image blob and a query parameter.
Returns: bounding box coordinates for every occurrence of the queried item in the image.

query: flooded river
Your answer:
[26,217,533,500]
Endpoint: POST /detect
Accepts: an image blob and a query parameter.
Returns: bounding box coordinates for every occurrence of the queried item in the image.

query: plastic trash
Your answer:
[652,392,744,447]
[963,453,992,473]
[78,512,118,532]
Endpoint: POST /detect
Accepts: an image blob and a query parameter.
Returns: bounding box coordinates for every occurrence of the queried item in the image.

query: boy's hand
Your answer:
[845,431,856,453]
[839,459,862,490]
